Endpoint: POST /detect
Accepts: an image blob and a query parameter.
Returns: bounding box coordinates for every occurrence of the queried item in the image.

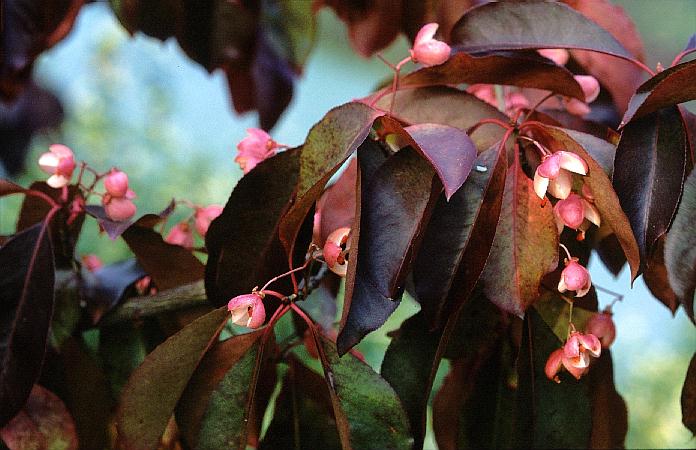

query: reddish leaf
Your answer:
[0,385,77,450]
[375,86,509,152]
[450,1,635,61]
[379,117,477,200]
[17,182,84,269]
[563,0,646,113]
[279,102,382,258]
[413,142,506,327]
[0,222,55,427]
[122,218,204,291]
[622,60,696,125]
[115,307,229,450]
[644,236,680,313]
[314,335,413,449]
[613,107,689,269]
[665,165,696,319]
[432,359,468,450]
[480,161,558,317]
[533,125,641,280]
[595,234,627,277]
[205,148,300,306]
[0,180,26,197]
[586,350,628,448]
[400,51,585,100]
[682,352,696,434]
[316,158,357,247]
[0,0,84,100]
[176,328,274,450]
[337,146,439,353]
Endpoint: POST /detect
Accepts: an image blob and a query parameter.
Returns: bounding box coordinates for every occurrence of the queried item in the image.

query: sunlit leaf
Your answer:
[0,222,55,427]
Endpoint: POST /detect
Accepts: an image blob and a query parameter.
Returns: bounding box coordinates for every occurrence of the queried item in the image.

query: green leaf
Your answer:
[533,291,595,342]
[279,102,382,257]
[534,125,641,281]
[317,335,413,450]
[450,1,635,61]
[613,108,689,270]
[375,86,508,153]
[665,165,696,319]
[115,307,229,450]
[622,60,696,124]
[205,148,300,306]
[400,51,585,100]
[480,161,558,316]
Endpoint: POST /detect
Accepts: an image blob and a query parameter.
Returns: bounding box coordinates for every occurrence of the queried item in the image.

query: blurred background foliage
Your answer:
[0,1,694,448]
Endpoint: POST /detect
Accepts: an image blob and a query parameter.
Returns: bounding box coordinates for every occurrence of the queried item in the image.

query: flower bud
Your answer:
[194,205,223,237]
[165,222,194,249]
[558,258,591,297]
[104,169,130,198]
[410,23,451,67]
[227,293,266,328]
[574,75,600,103]
[585,311,616,348]
[38,144,76,188]
[103,196,137,222]
[235,128,278,174]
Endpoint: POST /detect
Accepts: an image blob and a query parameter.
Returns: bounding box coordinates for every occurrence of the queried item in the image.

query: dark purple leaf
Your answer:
[82,259,147,323]
[400,51,585,100]
[622,60,696,125]
[450,1,635,61]
[413,142,506,327]
[83,205,133,240]
[337,146,439,354]
[115,307,229,450]
[644,236,680,313]
[206,148,300,306]
[253,33,294,131]
[614,107,689,268]
[587,350,628,448]
[121,218,204,292]
[682,352,696,434]
[375,86,509,152]
[595,234,627,277]
[1,0,84,101]
[0,180,26,197]
[0,222,55,426]
[480,160,558,317]
[279,102,382,258]
[665,165,696,320]
[259,356,340,450]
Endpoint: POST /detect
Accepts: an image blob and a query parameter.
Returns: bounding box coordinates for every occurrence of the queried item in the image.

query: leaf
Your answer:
[413,142,506,327]
[177,328,274,450]
[0,0,84,101]
[613,107,689,269]
[260,356,341,450]
[533,291,595,342]
[279,102,382,257]
[450,1,635,61]
[375,86,508,152]
[17,182,84,269]
[622,60,696,124]
[586,350,628,448]
[0,180,26,197]
[400,51,585,100]
[115,307,229,450]
[665,165,696,319]
[316,335,413,450]
[682,352,696,434]
[82,258,147,324]
[337,146,439,353]
[533,125,641,280]
[0,385,77,450]
[379,119,478,200]
[563,0,646,113]
[205,148,300,306]
[83,205,133,240]
[0,222,55,427]
[517,309,592,448]
[122,217,204,291]
[643,236,680,313]
[480,160,558,317]
[380,312,440,448]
